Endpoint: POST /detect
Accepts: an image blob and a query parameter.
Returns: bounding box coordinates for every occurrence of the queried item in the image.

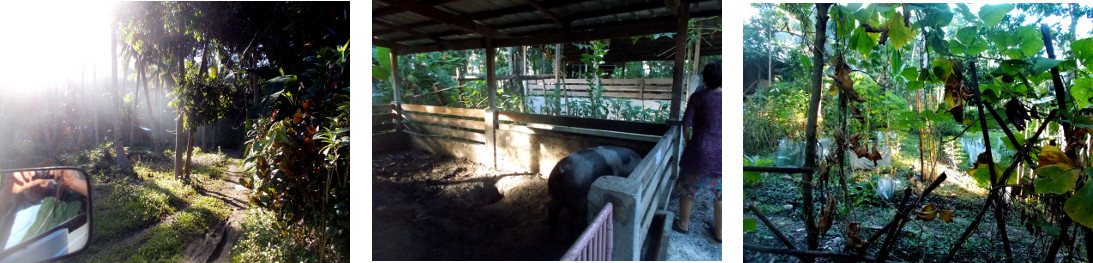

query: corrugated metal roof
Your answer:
[373,0,721,54]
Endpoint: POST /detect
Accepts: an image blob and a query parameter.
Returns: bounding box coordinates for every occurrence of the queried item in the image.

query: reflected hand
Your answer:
[50,169,88,197]
[10,171,52,196]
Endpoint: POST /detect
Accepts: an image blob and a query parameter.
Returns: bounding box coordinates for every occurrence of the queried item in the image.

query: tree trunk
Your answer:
[93,65,100,144]
[185,126,195,179]
[185,38,211,179]
[140,59,158,153]
[127,60,135,148]
[111,28,130,170]
[175,54,186,179]
[802,3,831,252]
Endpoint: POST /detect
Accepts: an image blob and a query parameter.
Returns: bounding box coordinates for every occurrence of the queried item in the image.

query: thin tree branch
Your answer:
[748,203,814,263]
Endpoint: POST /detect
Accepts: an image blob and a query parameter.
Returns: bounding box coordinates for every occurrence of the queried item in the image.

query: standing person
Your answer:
[673,62,722,243]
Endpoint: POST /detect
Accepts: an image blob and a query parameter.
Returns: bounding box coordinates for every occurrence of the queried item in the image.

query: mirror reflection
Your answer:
[0,168,90,262]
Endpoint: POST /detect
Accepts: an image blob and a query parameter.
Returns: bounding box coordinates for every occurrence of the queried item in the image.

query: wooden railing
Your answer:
[372,104,398,134]
[527,78,673,100]
[400,104,487,144]
[587,124,682,260]
[632,124,682,247]
[560,202,614,261]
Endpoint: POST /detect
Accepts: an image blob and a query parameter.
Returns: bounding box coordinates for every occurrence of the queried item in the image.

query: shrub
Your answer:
[243,42,349,261]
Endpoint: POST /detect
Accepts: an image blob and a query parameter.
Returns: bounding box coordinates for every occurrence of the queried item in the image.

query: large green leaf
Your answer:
[970,163,1015,188]
[954,4,977,21]
[1029,57,1063,77]
[957,26,978,44]
[988,31,1015,48]
[1034,164,1080,194]
[744,218,757,232]
[978,4,1014,27]
[1073,77,1093,109]
[1018,26,1045,56]
[850,26,876,55]
[854,4,880,27]
[948,40,966,55]
[372,66,391,81]
[885,12,916,50]
[831,5,856,39]
[1064,184,1093,229]
[932,58,954,81]
[999,59,1032,75]
[928,31,950,54]
[1073,38,1093,68]
[1003,48,1026,59]
[908,80,925,91]
[900,67,919,82]
[376,46,392,69]
[966,37,990,56]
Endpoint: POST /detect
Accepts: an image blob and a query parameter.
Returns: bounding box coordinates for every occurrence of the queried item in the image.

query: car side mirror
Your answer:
[0,168,92,263]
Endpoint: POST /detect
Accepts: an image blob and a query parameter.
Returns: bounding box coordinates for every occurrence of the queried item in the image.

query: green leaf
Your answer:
[1000,59,1031,75]
[1073,38,1093,68]
[924,9,954,28]
[957,26,978,44]
[1065,184,1093,229]
[799,54,812,73]
[744,218,757,232]
[966,37,990,56]
[376,46,392,69]
[900,67,919,82]
[970,163,1013,188]
[890,49,903,75]
[988,31,1015,48]
[948,39,966,55]
[955,4,977,21]
[978,4,1014,27]
[932,58,954,81]
[928,32,950,54]
[885,12,916,50]
[1029,57,1063,76]
[1034,164,1080,194]
[372,66,390,81]
[1003,48,1026,59]
[908,80,924,91]
[1073,77,1093,109]
[850,26,876,55]
[854,4,880,27]
[1018,26,1045,56]
[1002,132,1026,151]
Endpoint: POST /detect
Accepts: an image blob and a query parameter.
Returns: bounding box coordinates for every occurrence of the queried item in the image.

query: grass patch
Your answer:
[60,143,241,263]
[231,208,320,263]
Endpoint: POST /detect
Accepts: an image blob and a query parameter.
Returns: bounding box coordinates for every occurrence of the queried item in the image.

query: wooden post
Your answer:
[390,48,403,133]
[688,20,702,99]
[668,2,689,121]
[486,41,498,168]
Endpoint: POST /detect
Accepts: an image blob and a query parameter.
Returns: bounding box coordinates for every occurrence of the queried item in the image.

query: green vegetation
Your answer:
[744,3,1093,261]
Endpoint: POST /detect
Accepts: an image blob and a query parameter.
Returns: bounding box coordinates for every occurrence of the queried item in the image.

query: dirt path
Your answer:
[184,162,250,263]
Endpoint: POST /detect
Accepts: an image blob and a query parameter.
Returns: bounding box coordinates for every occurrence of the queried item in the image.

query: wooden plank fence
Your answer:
[527,79,673,100]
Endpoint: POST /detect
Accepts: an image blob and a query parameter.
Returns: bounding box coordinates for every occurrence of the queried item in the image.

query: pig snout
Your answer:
[547,146,641,237]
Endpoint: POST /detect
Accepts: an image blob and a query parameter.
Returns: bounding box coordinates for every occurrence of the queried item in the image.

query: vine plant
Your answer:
[778,3,1093,262]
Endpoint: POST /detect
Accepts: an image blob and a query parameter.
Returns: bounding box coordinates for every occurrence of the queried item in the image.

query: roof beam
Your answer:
[523,0,569,30]
[373,20,441,44]
[400,15,678,54]
[371,38,406,51]
[372,0,461,18]
[376,0,510,39]
[375,0,585,37]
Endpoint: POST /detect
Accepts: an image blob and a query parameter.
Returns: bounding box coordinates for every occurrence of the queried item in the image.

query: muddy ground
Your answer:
[372,149,724,260]
[372,149,569,260]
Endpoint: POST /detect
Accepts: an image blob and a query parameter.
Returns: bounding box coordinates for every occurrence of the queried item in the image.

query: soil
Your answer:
[371,149,568,260]
[372,149,725,261]
[662,191,724,261]
[185,161,250,263]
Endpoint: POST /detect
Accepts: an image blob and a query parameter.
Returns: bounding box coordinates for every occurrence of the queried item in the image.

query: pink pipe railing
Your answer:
[560,202,614,261]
